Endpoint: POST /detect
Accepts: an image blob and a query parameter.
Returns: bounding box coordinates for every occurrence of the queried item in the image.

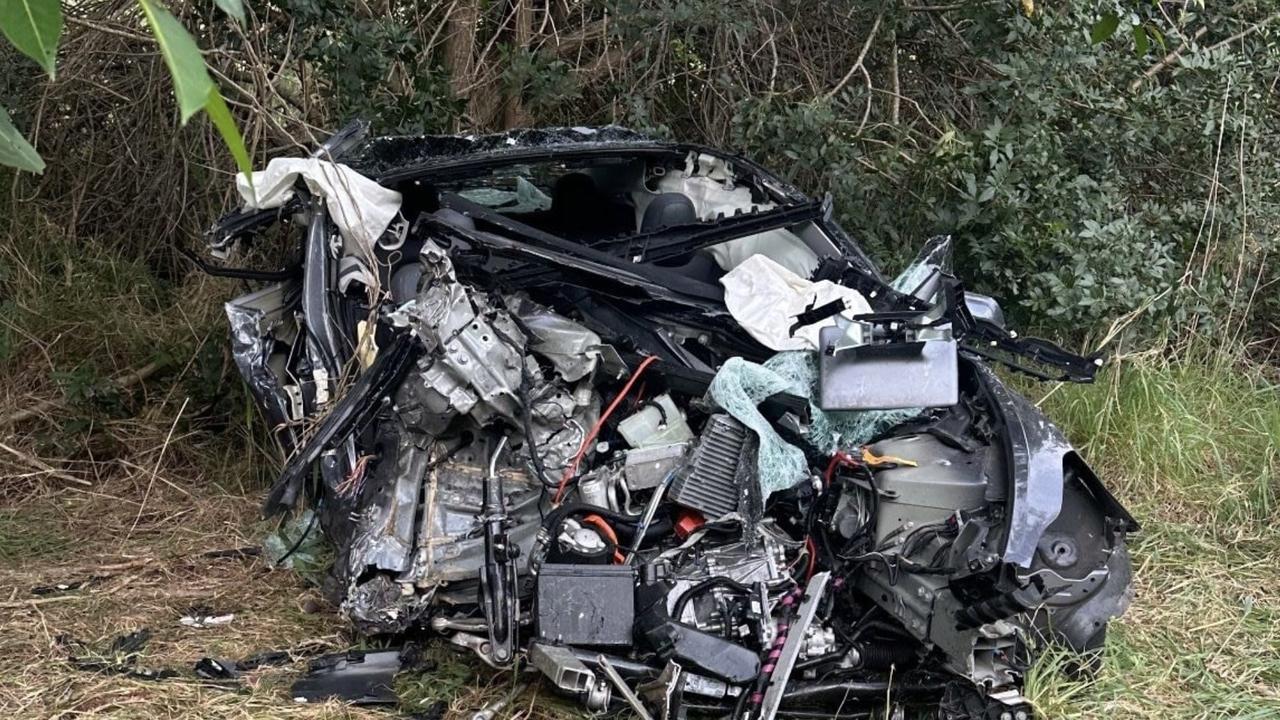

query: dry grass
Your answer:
[0,458,370,718]
[1,227,1277,719]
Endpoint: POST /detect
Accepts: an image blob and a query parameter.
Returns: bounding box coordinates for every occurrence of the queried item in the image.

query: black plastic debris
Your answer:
[31,580,87,596]
[193,648,297,682]
[61,630,178,681]
[194,656,241,681]
[290,650,404,705]
[179,604,235,628]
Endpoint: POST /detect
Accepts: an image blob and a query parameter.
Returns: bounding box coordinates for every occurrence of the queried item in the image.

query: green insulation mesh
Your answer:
[707,243,945,496]
[708,353,918,497]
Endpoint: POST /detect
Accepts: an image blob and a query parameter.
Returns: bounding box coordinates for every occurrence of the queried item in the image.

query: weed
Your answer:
[0,507,71,563]
[1022,352,1280,718]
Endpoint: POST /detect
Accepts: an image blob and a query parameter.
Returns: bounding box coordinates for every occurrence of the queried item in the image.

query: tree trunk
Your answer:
[445,0,480,131]
[503,0,534,129]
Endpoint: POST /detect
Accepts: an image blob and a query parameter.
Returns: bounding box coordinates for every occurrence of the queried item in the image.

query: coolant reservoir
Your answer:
[618,394,694,448]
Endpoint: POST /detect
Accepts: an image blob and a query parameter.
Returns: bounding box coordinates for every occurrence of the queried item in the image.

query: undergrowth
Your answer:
[1024,352,1280,719]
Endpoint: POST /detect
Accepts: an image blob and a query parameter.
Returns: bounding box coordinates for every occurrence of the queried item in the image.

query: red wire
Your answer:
[823,450,855,486]
[553,355,660,504]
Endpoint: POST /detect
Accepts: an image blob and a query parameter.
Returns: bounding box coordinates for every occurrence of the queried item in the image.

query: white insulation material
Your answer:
[720,254,871,351]
[237,158,402,254]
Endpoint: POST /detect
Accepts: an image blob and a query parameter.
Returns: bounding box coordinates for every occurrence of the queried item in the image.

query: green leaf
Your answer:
[0,0,63,77]
[1132,25,1149,56]
[214,0,244,24]
[137,0,213,123]
[0,102,45,173]
[204,90,252,180]
[137,0,252,186]
[1090,13,1119,45]
[1146,25,1166,51]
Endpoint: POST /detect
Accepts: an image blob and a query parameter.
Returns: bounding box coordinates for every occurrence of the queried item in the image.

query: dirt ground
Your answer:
[1,359,1277,720]
[0,418,588,720]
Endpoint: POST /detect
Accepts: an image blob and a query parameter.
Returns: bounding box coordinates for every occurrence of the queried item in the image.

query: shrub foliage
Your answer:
[2,0,1276,348]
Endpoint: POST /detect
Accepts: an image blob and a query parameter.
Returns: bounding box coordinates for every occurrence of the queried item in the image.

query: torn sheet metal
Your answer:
[225,281,300,446]
[389,241,527,427]
[504,293,602,382]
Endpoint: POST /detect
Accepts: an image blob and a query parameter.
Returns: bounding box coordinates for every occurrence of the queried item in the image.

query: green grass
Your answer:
[1023,353,1280,719]
[1041,355,1278,528]
[0,507,72,563]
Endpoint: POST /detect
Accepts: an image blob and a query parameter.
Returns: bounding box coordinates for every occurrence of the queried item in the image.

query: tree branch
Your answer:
[1129,26,1207,92]
[824,13,883,101]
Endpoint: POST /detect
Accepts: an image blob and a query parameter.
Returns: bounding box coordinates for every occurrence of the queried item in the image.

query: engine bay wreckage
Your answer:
[204,123,1138,718]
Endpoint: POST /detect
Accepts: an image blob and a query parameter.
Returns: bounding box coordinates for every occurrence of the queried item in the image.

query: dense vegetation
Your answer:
[4,1,1278,348]
[0,2,1276,718]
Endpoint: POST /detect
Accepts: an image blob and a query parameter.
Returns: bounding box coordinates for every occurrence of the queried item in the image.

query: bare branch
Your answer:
[1129,26,1208,92]
[824,13,883,101]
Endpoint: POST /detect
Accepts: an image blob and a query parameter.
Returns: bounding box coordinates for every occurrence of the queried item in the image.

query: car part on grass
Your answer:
[528,642,611,710]
[31,579,87,596]
[60,630,179,681]
[290,649,403,705]
[194,648,296,681]
[179,605,235,628]
[207,124,1136,719]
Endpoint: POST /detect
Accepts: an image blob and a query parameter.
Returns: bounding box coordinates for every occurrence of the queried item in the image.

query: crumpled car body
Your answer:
[206,123,1137,718]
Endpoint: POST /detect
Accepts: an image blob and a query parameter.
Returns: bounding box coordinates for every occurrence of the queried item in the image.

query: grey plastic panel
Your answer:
[817,325,959,410]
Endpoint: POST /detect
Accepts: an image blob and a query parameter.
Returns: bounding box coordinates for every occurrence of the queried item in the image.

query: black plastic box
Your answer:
[535,564,636,647]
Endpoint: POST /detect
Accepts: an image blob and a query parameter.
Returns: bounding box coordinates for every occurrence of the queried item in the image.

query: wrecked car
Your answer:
[202,123,1137,718]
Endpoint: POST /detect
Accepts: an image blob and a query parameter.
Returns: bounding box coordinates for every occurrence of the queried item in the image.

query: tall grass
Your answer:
[1025,350,1280,718]
[0,218,278,494]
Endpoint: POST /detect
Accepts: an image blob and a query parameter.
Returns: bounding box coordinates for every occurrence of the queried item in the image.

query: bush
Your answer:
[3,1,1277,353]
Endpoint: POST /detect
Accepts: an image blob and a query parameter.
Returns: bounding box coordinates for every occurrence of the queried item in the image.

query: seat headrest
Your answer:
[641,193,697,231]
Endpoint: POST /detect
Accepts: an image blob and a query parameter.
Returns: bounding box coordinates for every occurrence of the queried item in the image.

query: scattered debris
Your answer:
[60,630,177,681]
[193,656,242,681]
[290,649,404,705]
[204,124,1138,718]
[179,605,235,628]
[194,647,311,682]
[31,580,87,596]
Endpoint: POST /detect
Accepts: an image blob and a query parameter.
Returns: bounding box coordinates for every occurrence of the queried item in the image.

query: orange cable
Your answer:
[553,355,660,504]
[580,513,625,564]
